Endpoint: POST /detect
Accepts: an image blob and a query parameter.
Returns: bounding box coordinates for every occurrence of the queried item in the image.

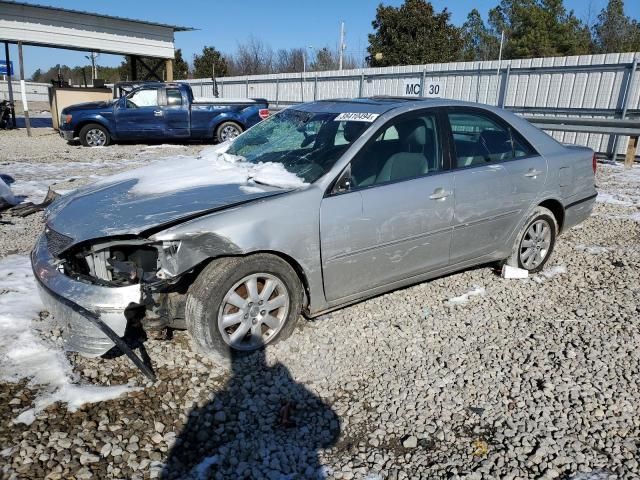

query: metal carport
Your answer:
[0,0,193,132]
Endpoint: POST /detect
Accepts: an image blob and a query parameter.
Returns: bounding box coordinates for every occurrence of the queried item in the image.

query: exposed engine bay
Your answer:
[58,239,190,332]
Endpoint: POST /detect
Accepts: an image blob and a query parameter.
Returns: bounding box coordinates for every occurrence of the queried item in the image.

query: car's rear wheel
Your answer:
[79,123,110,147]
[506,206,558,273]
[185,254,302,366]
[216,121,243,143]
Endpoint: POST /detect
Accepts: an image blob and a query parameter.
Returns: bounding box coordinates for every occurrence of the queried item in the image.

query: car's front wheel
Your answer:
[506,206,558,273]
[79,123,111,147]
[185,254,302,366]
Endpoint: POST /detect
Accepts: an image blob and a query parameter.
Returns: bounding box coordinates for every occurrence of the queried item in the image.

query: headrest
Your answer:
[397,119,426,149]
[343,121,368,143]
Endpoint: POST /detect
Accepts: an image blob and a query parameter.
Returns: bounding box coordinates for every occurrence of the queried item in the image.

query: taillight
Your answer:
[258,109,270,120]
[592,153,597,174]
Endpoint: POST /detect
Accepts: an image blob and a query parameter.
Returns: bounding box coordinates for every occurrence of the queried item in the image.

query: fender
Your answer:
[72,113,116,139]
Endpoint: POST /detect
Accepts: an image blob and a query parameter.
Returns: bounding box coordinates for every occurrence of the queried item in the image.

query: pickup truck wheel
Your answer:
[506,206,558,273]
[79,123,110,147]
[216,121,243,143]
[185,254,302,366]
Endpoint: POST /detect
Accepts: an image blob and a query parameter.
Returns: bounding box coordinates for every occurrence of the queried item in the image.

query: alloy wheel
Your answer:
[86,128,106,147]
[217,273,290,350]
[520,219,552,270]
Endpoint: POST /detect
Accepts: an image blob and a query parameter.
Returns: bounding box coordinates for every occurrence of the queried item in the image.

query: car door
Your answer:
[115,87,164,139]
[500,126,548,216]
[161,87,190,138]
[446,108,528,264]
[320,109,455,302]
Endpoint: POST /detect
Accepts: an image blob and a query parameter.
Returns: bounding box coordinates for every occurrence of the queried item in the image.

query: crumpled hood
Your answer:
[45,177,285,246]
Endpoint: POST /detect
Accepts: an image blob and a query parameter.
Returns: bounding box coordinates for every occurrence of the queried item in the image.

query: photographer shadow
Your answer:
[163,344,340,479]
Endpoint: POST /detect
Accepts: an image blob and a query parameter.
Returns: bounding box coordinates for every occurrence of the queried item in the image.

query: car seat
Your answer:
[375,119,430,183]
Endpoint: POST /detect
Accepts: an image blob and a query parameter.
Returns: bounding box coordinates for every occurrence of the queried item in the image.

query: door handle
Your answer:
[429,188,452,201]
[153,110,163,117]
[524,168,543,178]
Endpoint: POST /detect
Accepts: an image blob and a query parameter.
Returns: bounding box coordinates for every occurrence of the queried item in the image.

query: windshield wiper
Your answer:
[248,177,286,189]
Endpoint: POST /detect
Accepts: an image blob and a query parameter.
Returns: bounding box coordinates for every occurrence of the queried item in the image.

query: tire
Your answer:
[215,121,243,143]
[79,123,110,147]
[185,254,303,366]
[506,206,558,273]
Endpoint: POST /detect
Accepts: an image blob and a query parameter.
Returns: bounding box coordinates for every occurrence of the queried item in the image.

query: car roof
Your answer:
[292,97,494,115]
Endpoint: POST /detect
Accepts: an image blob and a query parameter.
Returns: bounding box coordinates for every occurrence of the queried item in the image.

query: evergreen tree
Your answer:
[488,0,592,59]
[461,9,501,61]
[593,0,640,53]
[173,49,189,79]
[193,46,229,79]
[366,0,464,66]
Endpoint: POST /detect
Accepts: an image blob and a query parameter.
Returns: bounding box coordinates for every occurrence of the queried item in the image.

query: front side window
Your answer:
[448,111,537,168]
[349,112,441,189]
[227,109,370,183]
[126,89,158,108]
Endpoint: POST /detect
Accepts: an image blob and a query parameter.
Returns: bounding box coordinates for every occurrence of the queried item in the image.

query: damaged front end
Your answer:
[31,228,191,381]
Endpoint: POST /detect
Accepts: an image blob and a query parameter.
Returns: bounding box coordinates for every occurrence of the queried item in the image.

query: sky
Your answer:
[4,0,639,78]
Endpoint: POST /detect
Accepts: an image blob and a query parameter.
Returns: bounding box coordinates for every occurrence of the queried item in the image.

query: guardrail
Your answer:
[522,116,639,167]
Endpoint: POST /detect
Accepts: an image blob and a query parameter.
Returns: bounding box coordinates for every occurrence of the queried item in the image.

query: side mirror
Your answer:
[332,165,352,194]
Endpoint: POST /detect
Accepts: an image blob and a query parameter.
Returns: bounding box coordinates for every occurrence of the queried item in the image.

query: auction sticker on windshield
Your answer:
[334,112,380,122]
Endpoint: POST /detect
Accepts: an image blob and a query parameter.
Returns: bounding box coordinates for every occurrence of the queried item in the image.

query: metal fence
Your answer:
[0,80,49,103]
[186,52,640,157]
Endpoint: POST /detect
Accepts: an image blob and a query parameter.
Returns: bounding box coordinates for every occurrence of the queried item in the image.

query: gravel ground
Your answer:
[1,128,639,479]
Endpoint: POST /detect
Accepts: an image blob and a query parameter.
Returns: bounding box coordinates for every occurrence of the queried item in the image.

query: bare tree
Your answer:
[309,47,358,72]
[229,37,274,75]
[274,48,305,73]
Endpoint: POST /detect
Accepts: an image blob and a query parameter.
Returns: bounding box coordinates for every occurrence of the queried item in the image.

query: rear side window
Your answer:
[448,111,536,168]
[166,89,182,106]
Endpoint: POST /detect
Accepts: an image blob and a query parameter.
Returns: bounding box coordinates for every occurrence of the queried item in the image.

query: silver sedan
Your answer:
[33,97,597,369]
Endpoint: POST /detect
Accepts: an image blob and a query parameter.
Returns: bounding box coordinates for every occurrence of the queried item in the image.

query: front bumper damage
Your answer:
[31,234,156,381]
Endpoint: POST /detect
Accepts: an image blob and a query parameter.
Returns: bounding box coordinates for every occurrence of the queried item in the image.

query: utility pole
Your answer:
[17,42,31,137]
[338,21,346,71]
[495,31,505,105]
[4,42,16,128]
[84,52,99,82]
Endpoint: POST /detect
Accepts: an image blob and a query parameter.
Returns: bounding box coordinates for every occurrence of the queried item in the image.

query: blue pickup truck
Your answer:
[59,82,269,147]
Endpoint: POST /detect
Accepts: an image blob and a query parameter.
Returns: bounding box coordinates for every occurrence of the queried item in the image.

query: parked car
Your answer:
[33,97,597,372]
[58,82,269,147]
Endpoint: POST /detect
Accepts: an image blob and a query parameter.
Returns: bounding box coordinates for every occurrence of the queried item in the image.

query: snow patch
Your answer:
[446,285,486,305]
[0,255,139,424]
[534,265,568,283]
[541,265,567,278]
[0,177,16,205]
[596,192,632,206]
[96,148,307,196]
[144,144,185,149]
[575,244,608,254]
